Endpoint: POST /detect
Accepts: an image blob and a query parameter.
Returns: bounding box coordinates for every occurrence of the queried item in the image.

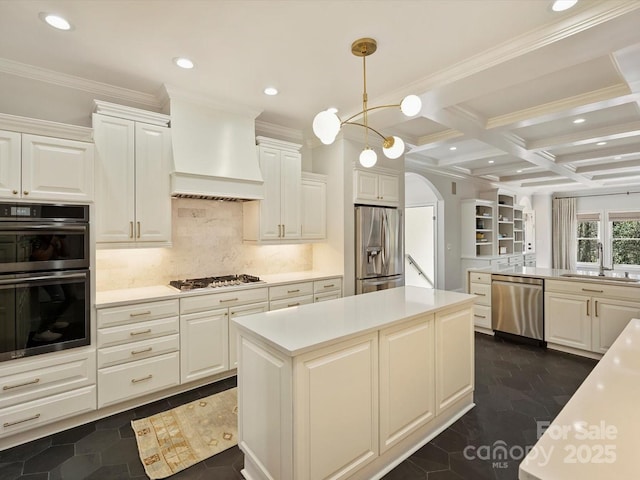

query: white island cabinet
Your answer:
[233,286,476,480]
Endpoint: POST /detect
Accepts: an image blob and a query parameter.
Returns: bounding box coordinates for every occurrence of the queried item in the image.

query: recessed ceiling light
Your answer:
[264,87,278,96]
[488,160,495,164]
[516,170,523,173]
[173,57,194,69]
[573,118,586,124]
[614,156,622,160]
[327,107,338,114]
[39,12,72,30]
[596,141,607,146]
[449,147,457,151]
[552,0,578,12]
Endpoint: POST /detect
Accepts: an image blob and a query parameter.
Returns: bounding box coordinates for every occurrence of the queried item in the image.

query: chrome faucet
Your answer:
[597,241,612,276]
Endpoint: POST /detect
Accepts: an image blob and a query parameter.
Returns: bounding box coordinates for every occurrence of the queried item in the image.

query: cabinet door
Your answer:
[280,150,301,239]
[436,307,474,413]
[354,170,378,202]
[93,114,136,243]
[378,173,399,203]
[258,146,282,240]
[294,333,378,480]
[21,134,94,202]
[228,302,268,369]
[135,123,172,243]
[379,315,434,453]
[301,178,326,240]
[180,309,229,383]
[545,292,591,350]
[0,130,21,199]
[592,297,640,354]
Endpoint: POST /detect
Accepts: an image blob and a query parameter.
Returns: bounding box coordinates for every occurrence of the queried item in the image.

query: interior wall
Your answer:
[96,198,312,291]
[405,206,435,288]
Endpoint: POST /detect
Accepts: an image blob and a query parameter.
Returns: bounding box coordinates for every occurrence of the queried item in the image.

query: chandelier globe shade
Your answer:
[359,147,378,168]
[312,37,422,167]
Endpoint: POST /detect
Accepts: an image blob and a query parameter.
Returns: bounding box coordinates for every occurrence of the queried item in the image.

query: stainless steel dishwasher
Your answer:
[491,274,544,343]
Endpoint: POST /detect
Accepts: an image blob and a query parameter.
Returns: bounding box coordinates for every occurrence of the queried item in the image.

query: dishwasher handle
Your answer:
[491,274,543,286]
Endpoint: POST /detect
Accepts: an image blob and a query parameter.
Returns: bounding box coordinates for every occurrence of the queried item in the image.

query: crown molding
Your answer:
[94,100,170,126]
[256,136,302,152]
[255,120,304,143]
[0,57,161,109]
[0,112,93,142]
[161,85,262,119]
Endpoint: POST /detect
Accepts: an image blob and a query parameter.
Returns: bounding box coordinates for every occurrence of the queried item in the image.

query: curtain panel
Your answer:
[552,197,577,270]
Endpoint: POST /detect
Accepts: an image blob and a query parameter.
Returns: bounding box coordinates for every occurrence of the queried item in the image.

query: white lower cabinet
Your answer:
[468,273,491,330]
[379,315,434,453]
[545,280,640,355]
[229,303,269,369]
[293,333,379,480]
[180,308,229,382]
[0,349,96,437]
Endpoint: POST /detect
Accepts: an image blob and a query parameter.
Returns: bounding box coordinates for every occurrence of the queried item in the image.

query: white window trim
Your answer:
[576,210,602,269]
[608,210,640,271]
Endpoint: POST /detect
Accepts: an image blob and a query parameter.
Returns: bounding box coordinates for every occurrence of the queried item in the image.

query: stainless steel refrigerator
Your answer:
[355,205,404,294]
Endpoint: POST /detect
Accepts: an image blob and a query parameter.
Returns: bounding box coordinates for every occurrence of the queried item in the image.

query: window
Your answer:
[609,212,640,266]
[576,212,600,264]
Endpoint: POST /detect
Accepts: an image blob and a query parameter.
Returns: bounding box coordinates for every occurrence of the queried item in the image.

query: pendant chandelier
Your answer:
[312,38,422,168]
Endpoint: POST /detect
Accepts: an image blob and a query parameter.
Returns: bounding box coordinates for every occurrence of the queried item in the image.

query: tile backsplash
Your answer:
[96,198,313,291]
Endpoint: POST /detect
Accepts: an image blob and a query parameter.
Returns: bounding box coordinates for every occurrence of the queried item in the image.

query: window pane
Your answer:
[613,239,640,265]
[612,221,640,239]
[578,239,598,263]
[577,221,599,238]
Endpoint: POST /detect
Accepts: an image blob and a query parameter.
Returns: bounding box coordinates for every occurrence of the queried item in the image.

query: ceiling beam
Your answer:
[470,161,532,176]
[526,121,640,151]
[499,171,561,182]
[575,158,640,174]
[554,143,640,164]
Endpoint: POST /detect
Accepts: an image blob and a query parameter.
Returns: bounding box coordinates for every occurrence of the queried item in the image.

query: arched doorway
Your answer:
[404,173,444,289]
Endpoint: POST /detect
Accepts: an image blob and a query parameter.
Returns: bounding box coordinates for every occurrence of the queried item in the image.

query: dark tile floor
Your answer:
[0,334,597,480]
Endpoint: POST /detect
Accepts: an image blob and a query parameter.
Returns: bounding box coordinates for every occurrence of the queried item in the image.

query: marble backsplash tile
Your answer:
[96,198,313,291]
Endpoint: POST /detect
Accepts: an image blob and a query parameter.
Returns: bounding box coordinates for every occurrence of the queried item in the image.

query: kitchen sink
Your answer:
[560,273,640,283]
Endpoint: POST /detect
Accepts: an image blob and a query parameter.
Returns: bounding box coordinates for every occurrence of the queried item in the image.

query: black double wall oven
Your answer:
[0,202,90,362]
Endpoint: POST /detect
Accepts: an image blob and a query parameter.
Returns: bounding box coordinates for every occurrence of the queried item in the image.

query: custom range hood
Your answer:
[167,89,264,200]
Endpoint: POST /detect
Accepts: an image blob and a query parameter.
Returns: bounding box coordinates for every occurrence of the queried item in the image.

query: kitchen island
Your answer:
[232,286,476,480]
[520,318,640,479]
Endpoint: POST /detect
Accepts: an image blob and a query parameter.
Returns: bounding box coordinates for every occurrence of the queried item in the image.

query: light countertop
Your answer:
[519,318,640,479]
[232,286,476,356]
[468,266,640,286]
[95,271,342,308]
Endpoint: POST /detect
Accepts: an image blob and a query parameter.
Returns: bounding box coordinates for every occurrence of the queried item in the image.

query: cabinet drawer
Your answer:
[545,279,638,300]
[98,299,179,328]
[0,350,95,410]
[180,287,269,314]
[313,278,343,293]
[270,282,313,301]
[468,272,491,285]
[270,295,314,311]
[509,255,524,265]
[0,386,96,438]
[469,283,491,306]
[314,291,341,303]
[473,305,492,329]
[97,316,179,348]
[97,334,179,369]
[98,352,180,408]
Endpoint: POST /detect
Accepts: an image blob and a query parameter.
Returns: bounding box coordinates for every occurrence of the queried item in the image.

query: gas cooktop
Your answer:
[169,274,263,291]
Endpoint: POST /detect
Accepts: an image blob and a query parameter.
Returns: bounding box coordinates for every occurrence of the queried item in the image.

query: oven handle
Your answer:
[0,224,87,233]
[0,272,87,286]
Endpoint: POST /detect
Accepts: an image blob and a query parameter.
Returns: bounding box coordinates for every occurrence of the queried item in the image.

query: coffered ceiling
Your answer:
[1,1,640,193]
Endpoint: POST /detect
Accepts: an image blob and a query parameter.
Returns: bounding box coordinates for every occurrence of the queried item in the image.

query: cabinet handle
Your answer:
[131,347,153,355]
[323,284,335,288]
[4,413,40,428]
[474,314,487,319]
[130,329,152,336]
[3,378,40,390]
[137,221,141,239]
[288,303,300,307]
[582,288,604,293]
[12,190,18,195]
[287,289,300,294]
[220,298,238,303]
[23,191,29,195]
[586,299,590,316]
[129,221,134,238]
[131,374,153,384]
[595,300,598,317]
[130,310,151,317]
[473,292,486,296]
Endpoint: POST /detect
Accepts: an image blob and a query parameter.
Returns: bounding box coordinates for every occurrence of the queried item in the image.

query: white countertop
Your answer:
[519,318,640,479]
[95,271,342,308]
[469,266,640,286]
[232,286,476,356]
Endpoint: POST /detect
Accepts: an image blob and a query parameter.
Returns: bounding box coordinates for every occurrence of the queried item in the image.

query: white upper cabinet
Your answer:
[93,101,172,247]
[0,129,94,202]
[354,169,399,206]
[243,137,302,242]
[301,172,327,240]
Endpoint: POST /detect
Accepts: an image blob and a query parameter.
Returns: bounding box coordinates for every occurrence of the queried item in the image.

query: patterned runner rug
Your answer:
[131,387,238,479]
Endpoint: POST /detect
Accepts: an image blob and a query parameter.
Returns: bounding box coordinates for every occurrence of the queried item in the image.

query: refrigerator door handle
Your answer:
[381,210,387,273]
